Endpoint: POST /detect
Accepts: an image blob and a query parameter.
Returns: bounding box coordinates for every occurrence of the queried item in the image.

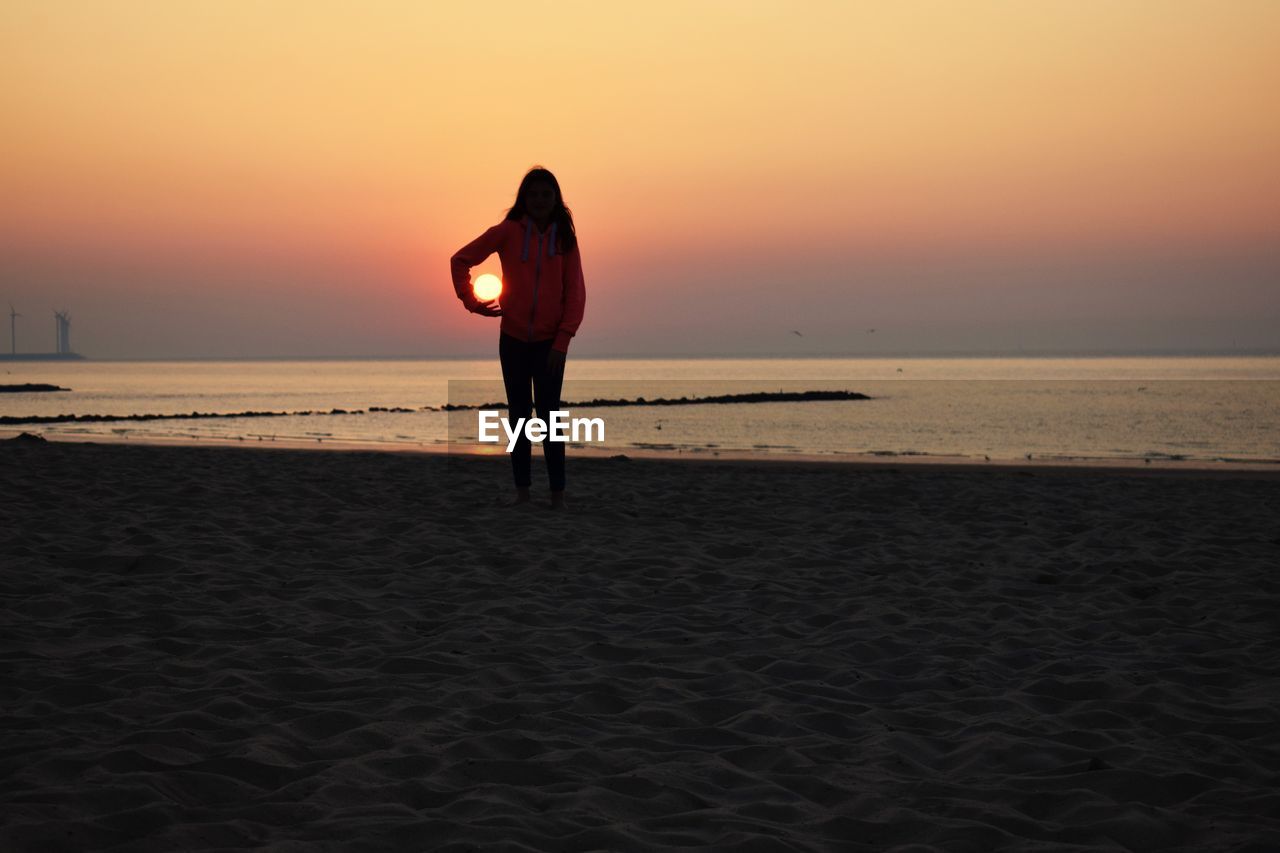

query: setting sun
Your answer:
[473,273,502,301]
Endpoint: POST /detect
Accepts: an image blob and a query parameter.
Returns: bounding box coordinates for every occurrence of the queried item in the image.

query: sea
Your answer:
[2,356,1278,467]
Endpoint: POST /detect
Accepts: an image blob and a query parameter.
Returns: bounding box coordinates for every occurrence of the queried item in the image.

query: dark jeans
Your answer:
[498,332,565,491]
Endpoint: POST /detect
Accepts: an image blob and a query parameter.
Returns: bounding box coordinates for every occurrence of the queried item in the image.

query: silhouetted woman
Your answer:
[450,166,587,509]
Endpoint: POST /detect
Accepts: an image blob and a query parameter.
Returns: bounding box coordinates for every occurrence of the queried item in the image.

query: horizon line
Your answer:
[31,347,1280,363]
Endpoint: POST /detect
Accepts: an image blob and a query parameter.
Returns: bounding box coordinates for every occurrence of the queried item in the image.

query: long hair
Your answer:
[504,166,578,254]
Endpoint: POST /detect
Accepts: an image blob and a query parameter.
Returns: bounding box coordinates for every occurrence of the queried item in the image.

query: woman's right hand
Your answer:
[465,297,502,317]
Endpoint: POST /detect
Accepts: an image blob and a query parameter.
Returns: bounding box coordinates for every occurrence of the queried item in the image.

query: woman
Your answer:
[450,166,587,509]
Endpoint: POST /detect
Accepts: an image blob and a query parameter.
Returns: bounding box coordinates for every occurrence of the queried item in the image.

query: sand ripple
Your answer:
[2,443,1279,851]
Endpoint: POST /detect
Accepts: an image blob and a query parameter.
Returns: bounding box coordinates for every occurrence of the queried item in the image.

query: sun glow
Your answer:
[473,273,502,301]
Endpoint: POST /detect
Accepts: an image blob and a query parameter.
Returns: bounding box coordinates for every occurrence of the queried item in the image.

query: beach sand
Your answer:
[2,439,1278,852]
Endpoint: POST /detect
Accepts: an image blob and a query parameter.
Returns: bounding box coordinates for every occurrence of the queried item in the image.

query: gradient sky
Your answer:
[2,1,1277,358]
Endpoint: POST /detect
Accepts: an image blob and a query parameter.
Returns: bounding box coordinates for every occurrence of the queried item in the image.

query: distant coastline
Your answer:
[0,384,70,393]
[30,349,1278,363]
[0,353,86,362]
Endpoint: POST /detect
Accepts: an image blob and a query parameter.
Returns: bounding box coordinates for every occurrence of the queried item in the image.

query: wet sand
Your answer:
[2,440,1278,851]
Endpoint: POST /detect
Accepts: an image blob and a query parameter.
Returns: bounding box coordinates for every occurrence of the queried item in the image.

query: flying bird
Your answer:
[791,330,803,337]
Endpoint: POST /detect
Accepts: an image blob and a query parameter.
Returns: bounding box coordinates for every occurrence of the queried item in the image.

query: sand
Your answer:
[2,440,1279,852]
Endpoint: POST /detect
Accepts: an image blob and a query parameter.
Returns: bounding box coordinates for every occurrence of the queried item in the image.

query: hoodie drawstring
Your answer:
[521,217,558,261]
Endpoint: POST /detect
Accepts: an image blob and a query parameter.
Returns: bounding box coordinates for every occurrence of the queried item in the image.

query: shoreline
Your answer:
[9,430,1280,478]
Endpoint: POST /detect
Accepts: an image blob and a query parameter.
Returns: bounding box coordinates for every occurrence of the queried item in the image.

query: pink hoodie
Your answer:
[450,214,586,353]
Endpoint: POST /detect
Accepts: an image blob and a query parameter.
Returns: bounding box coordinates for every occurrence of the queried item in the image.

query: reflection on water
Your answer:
[2,357,1278,465]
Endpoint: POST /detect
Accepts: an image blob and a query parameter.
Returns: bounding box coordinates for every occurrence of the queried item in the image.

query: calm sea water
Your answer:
[3,357,1278,466]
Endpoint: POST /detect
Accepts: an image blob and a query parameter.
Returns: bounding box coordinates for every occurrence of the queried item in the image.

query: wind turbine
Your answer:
[8,304,18,355]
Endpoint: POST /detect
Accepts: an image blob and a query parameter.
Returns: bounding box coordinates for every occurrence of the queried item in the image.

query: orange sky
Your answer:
[2,1,1278,357]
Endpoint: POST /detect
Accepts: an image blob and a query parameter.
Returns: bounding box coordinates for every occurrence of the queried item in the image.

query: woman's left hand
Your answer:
[546,348,566,378]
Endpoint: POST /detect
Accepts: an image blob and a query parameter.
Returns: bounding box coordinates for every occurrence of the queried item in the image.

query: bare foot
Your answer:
[549,490,567,510]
